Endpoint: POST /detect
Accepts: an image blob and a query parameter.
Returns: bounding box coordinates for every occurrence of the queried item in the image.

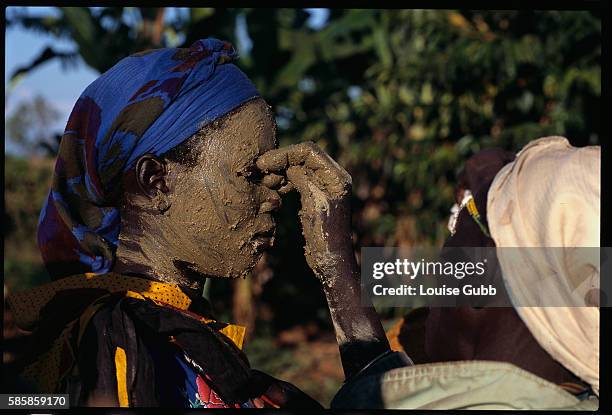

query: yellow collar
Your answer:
[6,272,245,349]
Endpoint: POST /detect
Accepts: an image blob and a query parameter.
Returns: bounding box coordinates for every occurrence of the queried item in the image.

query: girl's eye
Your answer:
[237,164,264,182]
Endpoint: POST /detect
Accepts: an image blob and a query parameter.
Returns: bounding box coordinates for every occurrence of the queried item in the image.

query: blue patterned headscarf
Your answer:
[37,38,260,278]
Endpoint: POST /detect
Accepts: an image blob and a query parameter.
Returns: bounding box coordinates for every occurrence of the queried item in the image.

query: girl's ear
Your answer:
[135,153,170,198]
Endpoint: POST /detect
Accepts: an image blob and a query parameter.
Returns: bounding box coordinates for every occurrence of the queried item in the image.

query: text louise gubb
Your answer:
[372,284,497,296]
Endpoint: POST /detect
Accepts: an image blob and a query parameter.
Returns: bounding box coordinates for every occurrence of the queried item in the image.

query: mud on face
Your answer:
[165,98,280,279]
[116,98,280,283]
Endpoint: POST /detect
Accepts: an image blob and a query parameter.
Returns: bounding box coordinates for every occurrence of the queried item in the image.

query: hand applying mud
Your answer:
[256,142,352,279]
[256,142,390,379]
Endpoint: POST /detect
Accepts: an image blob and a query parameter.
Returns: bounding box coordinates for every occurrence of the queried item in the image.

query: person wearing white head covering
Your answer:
[487,136,600,395]
[331,136,601,410]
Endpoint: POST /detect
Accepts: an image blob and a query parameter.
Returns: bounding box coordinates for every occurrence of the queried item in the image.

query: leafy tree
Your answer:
[8,7,165,81]
[4,156,55,290]
[6,7,247,83]
[6,7,601,328]
[5,95,63,156]
[247,9,601,248]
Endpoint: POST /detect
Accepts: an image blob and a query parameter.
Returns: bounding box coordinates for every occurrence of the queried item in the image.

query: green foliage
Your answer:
[6,95,62,156]
[4,156,54,291]
[242,9,600,247]
[5,8,601,330]
[8,7,172,80]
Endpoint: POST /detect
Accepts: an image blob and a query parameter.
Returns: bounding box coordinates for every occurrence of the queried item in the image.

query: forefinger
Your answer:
[256,142,325,173]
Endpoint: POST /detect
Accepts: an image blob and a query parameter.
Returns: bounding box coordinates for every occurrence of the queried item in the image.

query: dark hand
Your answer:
[257,142,390,380]
[256,142,353,283]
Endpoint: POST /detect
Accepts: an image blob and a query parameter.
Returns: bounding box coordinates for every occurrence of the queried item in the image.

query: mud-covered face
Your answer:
[164,98,279,279]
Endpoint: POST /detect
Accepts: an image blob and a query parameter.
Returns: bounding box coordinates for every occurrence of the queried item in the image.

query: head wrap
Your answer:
[37,38,260,278]
[487,136,600,395]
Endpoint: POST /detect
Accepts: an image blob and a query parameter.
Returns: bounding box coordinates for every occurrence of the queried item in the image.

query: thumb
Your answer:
[286,165,312,195]
[287,166,332,218]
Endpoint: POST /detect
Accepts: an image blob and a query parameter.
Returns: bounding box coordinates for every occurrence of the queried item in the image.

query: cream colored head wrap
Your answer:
[487,136,600,395]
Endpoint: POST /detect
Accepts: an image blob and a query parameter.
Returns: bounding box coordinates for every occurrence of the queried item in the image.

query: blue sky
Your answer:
[5,7,329,154]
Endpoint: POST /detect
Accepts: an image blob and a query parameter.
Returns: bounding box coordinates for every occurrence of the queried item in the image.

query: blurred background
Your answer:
[4,7,601,404]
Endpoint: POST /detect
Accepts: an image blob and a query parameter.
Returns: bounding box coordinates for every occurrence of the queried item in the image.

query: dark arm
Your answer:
[257,142,390,380]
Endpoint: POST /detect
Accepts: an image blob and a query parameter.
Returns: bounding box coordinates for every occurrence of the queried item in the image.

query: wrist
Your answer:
[316,257,360,294]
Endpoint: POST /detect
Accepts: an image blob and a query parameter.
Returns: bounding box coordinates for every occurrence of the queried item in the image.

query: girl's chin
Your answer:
[211,257,262,279]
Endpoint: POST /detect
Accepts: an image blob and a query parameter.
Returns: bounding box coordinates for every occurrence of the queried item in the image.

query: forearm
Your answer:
[255,142,391,379]
[319,252,390,380]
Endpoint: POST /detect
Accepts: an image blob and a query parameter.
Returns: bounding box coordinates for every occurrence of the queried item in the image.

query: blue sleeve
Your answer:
[331,350,413,409]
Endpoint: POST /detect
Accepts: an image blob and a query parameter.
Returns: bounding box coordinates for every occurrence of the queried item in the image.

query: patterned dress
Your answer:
[6,273,320,408]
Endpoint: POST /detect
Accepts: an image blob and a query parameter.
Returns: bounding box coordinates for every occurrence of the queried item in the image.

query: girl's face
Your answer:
[163,98,280,279]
